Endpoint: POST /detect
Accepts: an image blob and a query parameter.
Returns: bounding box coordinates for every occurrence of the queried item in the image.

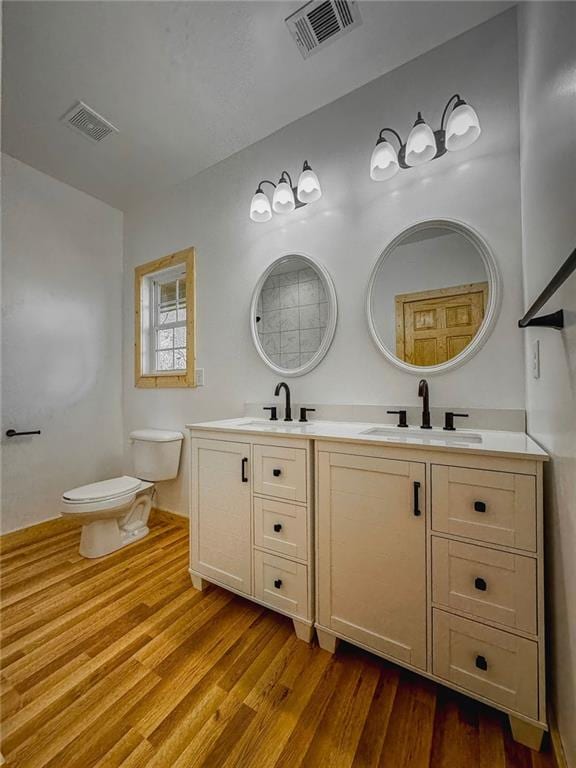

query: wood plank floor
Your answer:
[0,513,557,768]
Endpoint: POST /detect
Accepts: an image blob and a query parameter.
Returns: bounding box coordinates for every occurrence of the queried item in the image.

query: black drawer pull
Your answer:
[273,523,282,532]
[241,457,248,483]
[474,577,487,591]
[273,579,282,589]
[475,655,488,671]
[413,481,421,516]
[272,468,282,477]
[474,501,487,513]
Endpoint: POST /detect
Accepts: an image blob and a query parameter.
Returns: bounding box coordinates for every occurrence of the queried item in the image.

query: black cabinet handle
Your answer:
[272,468,282,477]
[474,501,487,513]
[274,579,282,589]
[6,429,41,438]
[273,523,282,532]
[413,481,422,516]
[241,457,248,483]
[475,655,488,671]
[474,577,487,592]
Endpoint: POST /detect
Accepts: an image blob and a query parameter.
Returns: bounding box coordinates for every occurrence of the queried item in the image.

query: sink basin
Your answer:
[361,427,482,444]
[243,419,314,430]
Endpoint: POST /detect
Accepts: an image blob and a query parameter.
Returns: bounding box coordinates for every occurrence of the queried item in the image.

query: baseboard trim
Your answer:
[152,508,188,527]
[0,507,187,552]
[0,515,77,552]
[549,709,568,768]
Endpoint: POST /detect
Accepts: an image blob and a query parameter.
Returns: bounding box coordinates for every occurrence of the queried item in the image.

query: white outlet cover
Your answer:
[195,368,205,386]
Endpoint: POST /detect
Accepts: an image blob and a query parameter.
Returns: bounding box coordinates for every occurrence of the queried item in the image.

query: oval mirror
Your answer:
[251,254,337,376]
[367,220,501,374]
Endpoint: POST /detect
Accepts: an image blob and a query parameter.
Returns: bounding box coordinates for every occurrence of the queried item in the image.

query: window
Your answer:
[135,247,196,388]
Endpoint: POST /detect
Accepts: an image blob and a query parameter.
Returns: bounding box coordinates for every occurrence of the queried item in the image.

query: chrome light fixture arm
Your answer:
[440,93,464,131]
[255,179,277,194]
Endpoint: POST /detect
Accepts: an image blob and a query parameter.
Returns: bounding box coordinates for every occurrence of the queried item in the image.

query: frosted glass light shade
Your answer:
[405,116,437,166]
[272,180,295,213]
[297,167,322,203]
[370,140,399,181]
[250,191,272,222]
[446,102,481,151]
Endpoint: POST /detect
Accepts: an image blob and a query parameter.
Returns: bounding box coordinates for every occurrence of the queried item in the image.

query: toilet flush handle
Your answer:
[6,429,41,437]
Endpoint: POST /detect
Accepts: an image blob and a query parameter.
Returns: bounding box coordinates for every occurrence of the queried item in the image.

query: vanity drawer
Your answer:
[253,444,307,503]
[253,551,309,620]
[433,609,538,719]
[254,497,308,562]
[432,538,537,634]
[431,465,536,551]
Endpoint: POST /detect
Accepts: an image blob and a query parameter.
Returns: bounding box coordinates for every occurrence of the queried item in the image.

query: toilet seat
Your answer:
[63,476,142,504]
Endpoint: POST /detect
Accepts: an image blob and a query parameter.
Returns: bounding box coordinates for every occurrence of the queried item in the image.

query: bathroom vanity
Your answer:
[188,417,548,748]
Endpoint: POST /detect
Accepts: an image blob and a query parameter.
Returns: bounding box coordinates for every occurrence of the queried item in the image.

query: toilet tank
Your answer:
[129,429,184,481]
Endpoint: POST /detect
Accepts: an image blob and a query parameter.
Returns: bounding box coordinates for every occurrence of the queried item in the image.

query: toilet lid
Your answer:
[63,476,142,503]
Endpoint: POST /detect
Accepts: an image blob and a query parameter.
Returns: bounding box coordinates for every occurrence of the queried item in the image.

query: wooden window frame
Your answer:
[135,247,196,388]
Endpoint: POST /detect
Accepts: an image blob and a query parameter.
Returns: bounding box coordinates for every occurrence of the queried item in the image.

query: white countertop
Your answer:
[187,417,548,461]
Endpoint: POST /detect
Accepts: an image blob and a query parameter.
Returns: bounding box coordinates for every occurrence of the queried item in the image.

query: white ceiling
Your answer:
[2,1,513,210]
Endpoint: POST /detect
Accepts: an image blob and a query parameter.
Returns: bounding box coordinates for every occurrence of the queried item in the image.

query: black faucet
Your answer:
[418,379,432,429]
[274,382,293,422]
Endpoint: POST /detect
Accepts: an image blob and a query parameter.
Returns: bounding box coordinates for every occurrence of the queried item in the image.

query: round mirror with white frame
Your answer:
[251,254,337,377]
[367,219,501,374]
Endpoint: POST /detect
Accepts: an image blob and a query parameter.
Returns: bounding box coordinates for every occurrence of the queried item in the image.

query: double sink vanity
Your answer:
[187,217,549,749]
[188,385,548,749]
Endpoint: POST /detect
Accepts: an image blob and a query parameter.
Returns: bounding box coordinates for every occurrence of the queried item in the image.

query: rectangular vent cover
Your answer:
[60,101,118,143]
[286,0,362,59]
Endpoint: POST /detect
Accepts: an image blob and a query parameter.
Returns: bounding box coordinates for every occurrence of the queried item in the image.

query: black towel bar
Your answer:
[518,247,576,330]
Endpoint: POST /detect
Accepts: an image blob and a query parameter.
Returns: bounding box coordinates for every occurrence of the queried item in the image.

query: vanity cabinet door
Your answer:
[317,451,427,670]
[191,438,252,595]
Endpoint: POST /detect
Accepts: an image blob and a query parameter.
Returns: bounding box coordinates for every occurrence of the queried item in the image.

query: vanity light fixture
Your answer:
[370,94,481,181]
[249,161,322,222]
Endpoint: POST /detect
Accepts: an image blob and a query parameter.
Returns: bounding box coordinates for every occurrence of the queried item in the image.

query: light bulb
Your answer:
[446,101,481,151]
[370,139,399,181]
[297,163,322,204]
[405,112,437,167]
[272,179,295,214]
[250,190,272,222]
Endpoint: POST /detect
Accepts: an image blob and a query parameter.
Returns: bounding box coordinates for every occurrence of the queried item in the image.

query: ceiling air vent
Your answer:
[286,0,362,59]
[60,101,118,143]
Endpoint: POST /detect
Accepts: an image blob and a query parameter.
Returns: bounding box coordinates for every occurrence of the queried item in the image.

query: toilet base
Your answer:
[78,492,153,558]
[79,519,150,558]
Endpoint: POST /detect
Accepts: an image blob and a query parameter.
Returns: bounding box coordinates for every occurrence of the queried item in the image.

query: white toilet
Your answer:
[62,429,183,558]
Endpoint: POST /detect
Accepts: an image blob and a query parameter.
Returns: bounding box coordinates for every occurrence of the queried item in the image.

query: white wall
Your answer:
[122,10,525,514]
[518,4,576,764]
[1,155,124,533]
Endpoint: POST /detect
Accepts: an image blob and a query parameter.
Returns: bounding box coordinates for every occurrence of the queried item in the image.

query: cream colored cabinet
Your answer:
[316,451,427,670]
[315,440,546,750]
[190,430,314,642]
[191,438,252,595]
[188,424,546,749]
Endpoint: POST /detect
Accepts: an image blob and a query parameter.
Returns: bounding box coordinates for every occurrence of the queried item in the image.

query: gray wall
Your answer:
[1,155,124,533]
[518,4,576,764]
[122,10,524,515]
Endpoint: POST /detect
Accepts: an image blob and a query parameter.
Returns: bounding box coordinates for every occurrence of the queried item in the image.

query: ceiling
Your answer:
[2,1,513,210]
